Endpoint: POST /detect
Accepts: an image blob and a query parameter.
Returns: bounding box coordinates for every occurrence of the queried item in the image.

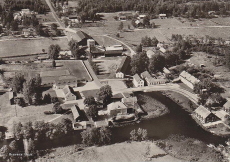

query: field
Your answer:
[0,37,69,57]
[36,141,181,162]
[37,12,57,23]
[0,92,56,131]
[136,92,169,119]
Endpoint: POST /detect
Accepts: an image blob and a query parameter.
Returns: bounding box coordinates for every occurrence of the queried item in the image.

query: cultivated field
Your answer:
[0,37,69,57]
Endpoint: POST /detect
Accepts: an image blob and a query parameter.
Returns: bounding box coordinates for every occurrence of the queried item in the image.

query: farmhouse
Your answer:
[223,98,230,113]
[194,105,220,124]
[141,71,167,86]
[133,74,144,87]
[105,45,124,57]
[146,50,155,58]
[107,101,130,117]
[115,56,131,78]
[179,71,200,90]
[71,105,83,122]
[62,85,76,101]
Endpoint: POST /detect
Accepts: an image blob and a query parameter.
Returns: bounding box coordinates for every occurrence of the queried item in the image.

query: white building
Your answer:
[179,71,200,90]
[133,74,144,87]
[115,56,131,78]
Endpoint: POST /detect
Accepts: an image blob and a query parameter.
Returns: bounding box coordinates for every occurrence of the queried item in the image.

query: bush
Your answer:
[130,128,148,141]
[44,111,54,115]
[14,97,25,107]
[51,97,59,103]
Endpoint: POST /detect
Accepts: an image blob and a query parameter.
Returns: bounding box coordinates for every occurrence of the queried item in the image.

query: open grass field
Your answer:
[0,37,69,58]
[36,141,181,162]
[37,12,57,23]
[0,92,57,131]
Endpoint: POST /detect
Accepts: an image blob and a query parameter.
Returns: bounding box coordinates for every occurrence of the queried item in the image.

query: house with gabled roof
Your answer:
[107,101,129,117]
[62,85,76,101]
[71,105,82,122]
[194,105,220,124]
[133,74,144,87]
[116,56,131,78]
[179,71,200,90]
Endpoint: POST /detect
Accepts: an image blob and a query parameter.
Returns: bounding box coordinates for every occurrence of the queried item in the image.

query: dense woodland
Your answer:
[76,0,230,18]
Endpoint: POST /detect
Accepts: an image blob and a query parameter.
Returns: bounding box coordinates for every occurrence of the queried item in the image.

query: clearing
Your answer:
[36,141,181,162]
[0,37,69,58]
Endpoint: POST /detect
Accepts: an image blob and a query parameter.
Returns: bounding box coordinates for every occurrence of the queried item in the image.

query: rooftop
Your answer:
[107,101,127,111]
[180,71,200,84]
[116,56,131,73]
[71,105,80,120]
[194,105,211,119]
[133,74,142,82]
[81,89,99,98]
[141,71,152,79]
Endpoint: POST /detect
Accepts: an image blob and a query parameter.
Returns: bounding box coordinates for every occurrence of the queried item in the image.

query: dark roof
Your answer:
[104,50,123,55]
[90,46,105,54]
[81,89,99,98]
[76,31,92,41]
[69,15,78,19]
[116,56,131,73]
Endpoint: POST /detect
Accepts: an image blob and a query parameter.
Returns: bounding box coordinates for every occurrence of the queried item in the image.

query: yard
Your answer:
[0,37,69,58]
[101,80,127,91]
[135,92,169,119]
[95,56,123,79]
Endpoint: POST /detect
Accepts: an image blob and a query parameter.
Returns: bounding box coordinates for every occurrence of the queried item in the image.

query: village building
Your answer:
[87,39,96,48]
[61,85,76,101]
[194,105,220,124]
[223,98,230,113]
[179,71,200,90]
[71,105,83,122]
[107,101,130,117]
[104,45,124,57]
[53,78,78,89]
[133,74,144,87]
[9,92,14,105]
[73,121,93,130]
[163,67,171,74]
[118,12,133,20]
[141,71,167,86]
[138,15,146,20]
[115,56,131,78]
[146,50,155,58]
[70,31,93,46]
[159,14,167,19]
[90,46,105,57]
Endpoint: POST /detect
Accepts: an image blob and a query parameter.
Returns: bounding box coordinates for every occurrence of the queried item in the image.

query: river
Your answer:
[2,91,227,151]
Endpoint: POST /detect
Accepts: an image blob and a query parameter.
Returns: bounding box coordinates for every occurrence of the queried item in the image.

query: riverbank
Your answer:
[35,141,182,162]
[157,134,224,162]
[135,92,169,119]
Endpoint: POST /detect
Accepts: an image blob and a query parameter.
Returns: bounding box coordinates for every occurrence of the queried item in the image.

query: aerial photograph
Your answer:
[1,0,230,161]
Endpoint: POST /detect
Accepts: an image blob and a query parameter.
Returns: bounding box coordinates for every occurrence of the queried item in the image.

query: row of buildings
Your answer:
[133,71,168,87]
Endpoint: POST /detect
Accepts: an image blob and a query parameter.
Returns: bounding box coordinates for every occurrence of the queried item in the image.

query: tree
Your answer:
[11,20,19,31]
[27,139,35,155]
[12,122,23,140]
[23,81,33,105]
[51,23,58,30]
[136,44,142,53]
[52,59,56,68]
[43,93,51,104]
[53,102,63,114]
[81,128,100,146]
[118,22,124,31]
[23,121,34,139]
[63,18,69,27]
[0,145,10,160]
[130,52,149,74]
[9,140,18,153]
[130,128,148,141]
[48,44,61,60]
[59,118,73,134]
[84,96,96,106]
[12,72,25,93]
[68,39,80,59]
[97,85,113,105]
[86,104,98,119]
[99,127,112,145]
[149,54,166,73]
[143,16,150,27]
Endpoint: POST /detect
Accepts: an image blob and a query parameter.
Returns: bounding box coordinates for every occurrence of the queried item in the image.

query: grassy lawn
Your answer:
[0,92,58,131]
[163,91,197,113]
[101,80,127,91]
[36,141,181,162]
[135,92,169,119]
[0,37,69,57]
[157,135,223,162]
[37,12,57,23]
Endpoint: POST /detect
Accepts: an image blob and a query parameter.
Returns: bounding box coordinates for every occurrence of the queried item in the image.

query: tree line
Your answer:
[76,0,230,20]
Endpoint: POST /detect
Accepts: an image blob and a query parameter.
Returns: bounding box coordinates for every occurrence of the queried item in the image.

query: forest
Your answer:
[76,0,230,18]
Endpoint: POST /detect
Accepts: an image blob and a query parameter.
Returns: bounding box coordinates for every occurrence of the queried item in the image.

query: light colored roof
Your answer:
[213,110,228,120]
[122,97,137,103]
[194,105,211,119]
[180,71,200,84]
[224,98,230,109]
[133,74,142,82]
[9,92,14,99]
[159,14,166,16]
[163,67,170,74]
[116,56,131,73]
[107,101,127,111]
[141,71,152,79]
[63,85,71,95]
[71,105,80,120]
[146,50,155,58]
[106,45,123,51]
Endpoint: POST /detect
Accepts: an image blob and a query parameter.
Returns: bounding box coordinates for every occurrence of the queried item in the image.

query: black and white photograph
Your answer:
[0,0,230,161]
